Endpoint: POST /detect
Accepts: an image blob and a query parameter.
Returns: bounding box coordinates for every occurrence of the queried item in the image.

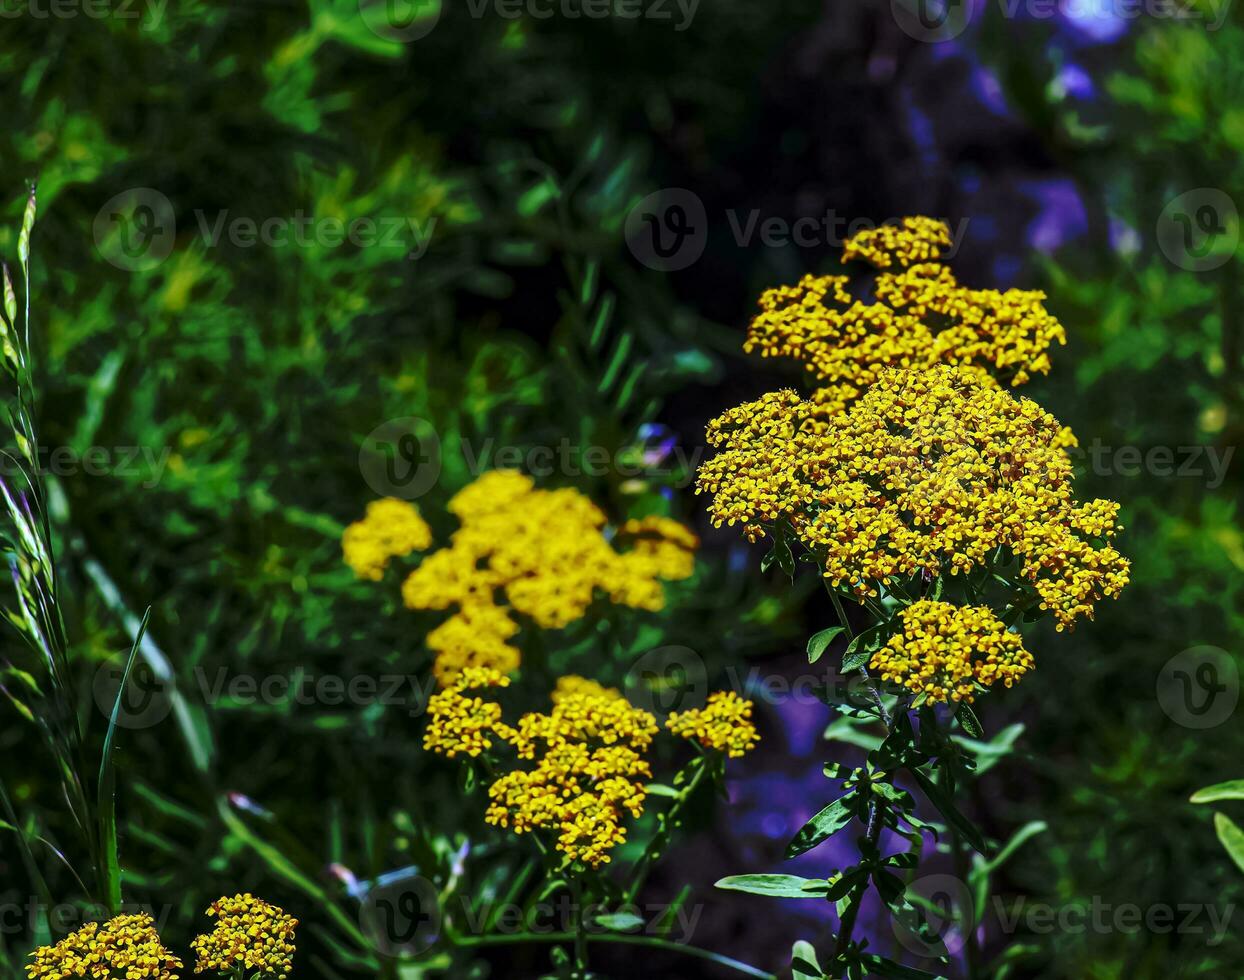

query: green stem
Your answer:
[624,756,708,903]
[570,876,589,974]
[449,928,776,980]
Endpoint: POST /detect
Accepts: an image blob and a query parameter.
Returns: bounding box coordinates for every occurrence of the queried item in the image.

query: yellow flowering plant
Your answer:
[702,220,1130,980]
[421,667,761,976]
[341,471,777,976]
[26,896,296,980]
[343,470,698,687]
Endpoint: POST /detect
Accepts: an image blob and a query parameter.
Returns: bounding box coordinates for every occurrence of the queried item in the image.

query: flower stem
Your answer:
[449,928,777,979]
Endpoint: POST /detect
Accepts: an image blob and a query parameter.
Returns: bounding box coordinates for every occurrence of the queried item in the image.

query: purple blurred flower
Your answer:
[1053,61,1095,100]
[1019,178,1088,253]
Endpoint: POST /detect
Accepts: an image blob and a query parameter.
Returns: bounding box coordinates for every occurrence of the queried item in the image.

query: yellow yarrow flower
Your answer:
[399,471,697,684]
[423,666,513,758]
[423,673,658,867]
[190,894,297,979]
[27,913,182,980]
[342,497,432,580]
[666,691,760,758]
[698,365,1129,628]
[744,217,1065,414]
[871,600,1035,703]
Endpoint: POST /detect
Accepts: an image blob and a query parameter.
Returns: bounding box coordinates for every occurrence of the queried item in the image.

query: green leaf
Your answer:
[715,874,830,898]
[1215,812,1244,874]
[807,626,846,664]
[956,703,984,739]
[1191,780,1244,804]
[842,624,885,672]
[97,608,151,913]
[911,769,989,856]
[787,797,855,858]
[825,868,867,902]
[592,912,645,932]
[860,953,948,979]
[791,940,823,980]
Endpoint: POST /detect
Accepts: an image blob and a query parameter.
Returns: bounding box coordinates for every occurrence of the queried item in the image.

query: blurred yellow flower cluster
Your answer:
[667,690,760,757]
[27,913,182,980]
[398,471,697,685]
[745,217,1066,413]
[870,600,1035,703]
[424,673,758,866]
[698,364,1129,629]
[190,894,297,979]
[341,497,432,580]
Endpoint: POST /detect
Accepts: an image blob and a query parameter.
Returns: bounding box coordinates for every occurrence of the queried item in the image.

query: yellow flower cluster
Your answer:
[840,216,953,268]
[486,682,657,867]
[698,365,1129,628]
[424,673,760,865]
[744,218,1065,413]
[423,666,513,758]
[398,471,697,685]
[870,600,1035,703]
[27,913,182,980]
[666,691,760,757]
[342,497,432,580]
[190,894,297,979]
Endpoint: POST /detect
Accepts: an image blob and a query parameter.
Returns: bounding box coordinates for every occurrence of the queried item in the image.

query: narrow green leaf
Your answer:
[1215,812,1244,874]
[791,940,822,980]
[807,626,845,664]
[956,703,984,739]
[97,607,151,912]
[593,912,645,932]
[911,769,989,856]
[861,953,948,979]
[1191,780,1244,804]
[786,797,855,858]
[843,624,885,672]
[717,874,830,898]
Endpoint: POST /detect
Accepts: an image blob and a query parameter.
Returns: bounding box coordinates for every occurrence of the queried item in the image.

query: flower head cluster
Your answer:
[27,913,182,980]
[424,673,755,866]
[423,667,513,758]
[666,691,760,757]
[486,683,658,867]
[870,600,1034,703]
[342,497,432,580]
[744,218,1065,413]
[190,894,297,978]
[698,365,1129,628]
[398,471,697,685]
